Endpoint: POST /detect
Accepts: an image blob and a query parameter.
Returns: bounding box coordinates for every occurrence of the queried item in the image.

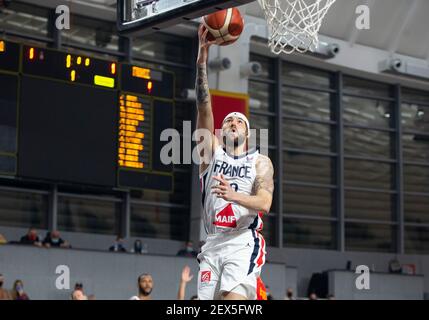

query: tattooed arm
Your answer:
[196,62,213,132]
[211,155,274,214]
[196,25,219,172]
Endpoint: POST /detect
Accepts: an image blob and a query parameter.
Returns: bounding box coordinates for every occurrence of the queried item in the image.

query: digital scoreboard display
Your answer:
[0,40,174,191]
[0,40,19,176]
[0,40,20,72]
[22,45,117,89]
[118,64,174,190]
[118,94,151,170]
[18,76,119,187]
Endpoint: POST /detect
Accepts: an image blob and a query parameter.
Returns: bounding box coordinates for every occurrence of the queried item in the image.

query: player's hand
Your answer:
[197,24,217,65]
[211,175,236,201]
[181,265,194,283]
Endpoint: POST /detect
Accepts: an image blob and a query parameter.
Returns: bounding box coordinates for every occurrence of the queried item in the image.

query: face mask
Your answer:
[0,281,3,287]
[186,246,193,252]
[51,238,59,244]
[16,285,23,292]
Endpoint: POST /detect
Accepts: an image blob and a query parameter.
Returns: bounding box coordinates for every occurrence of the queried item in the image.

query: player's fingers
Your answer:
[212,176,223,183]
[211,185,226,190]
[212,187,226,195]
[207,40,217,46]
[198,24,204,37]
[211,188,222,194]
[212,190,226,196]
[202,29,209,43]
[213,175,227,185]
[202,27,209,37]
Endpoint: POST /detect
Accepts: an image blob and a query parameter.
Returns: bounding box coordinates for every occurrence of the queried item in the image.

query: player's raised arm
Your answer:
[195,25,219,172]
[196,25,214,132]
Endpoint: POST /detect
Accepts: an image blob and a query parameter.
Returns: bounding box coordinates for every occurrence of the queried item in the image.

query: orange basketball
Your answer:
[202,8,244,46]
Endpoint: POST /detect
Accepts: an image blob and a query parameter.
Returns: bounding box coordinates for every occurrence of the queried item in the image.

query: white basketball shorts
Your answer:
[197,228,266,300]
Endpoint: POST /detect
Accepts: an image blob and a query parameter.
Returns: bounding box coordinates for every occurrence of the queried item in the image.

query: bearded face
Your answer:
[221,116,248,148]
[139,275,153,296]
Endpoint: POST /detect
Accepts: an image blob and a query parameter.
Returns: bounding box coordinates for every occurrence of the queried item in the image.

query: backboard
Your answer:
[117,0,255,36]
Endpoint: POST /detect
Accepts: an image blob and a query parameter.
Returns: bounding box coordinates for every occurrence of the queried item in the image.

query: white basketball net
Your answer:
[257,0,336,54]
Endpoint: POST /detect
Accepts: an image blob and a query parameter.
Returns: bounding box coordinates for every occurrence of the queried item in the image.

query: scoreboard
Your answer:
[0,39,174,192]
[0,40,19,176]
[118,63,174,190]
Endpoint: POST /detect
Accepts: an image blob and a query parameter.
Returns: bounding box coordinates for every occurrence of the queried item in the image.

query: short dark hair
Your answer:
[138,273,152,282]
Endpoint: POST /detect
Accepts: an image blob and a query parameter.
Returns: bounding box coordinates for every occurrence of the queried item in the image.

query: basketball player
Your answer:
[129,274,153,300]
[195,25,274,300]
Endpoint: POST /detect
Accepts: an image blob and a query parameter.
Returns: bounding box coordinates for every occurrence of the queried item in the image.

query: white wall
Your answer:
[2,225,428,299]
[267,246,429,298]
[0,243,289,300]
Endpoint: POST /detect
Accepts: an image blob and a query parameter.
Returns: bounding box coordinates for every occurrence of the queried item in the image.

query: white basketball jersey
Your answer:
[200,146,264,235]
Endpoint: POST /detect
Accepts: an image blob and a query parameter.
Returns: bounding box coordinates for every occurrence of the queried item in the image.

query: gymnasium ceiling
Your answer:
[1,0,428,62]
[36,0,429,61]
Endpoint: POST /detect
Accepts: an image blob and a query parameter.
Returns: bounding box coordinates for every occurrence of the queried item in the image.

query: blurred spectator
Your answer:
[0,274,12,300]
[176,241,198,258]
[309,292,318,300]
[266,285,274,300]
[11,280,29,300]
[130,239,148,254]
[0,233,7,245]
[71,289,88,300]
[20,228,42,247]
[285,287,295,300]
[74,282,83,291]
[130,274,153,300]
[0,0,10,9]
[177,265,194,300]
[71,282,88,300]
[109,236,127,252]
[43,230,71,248]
